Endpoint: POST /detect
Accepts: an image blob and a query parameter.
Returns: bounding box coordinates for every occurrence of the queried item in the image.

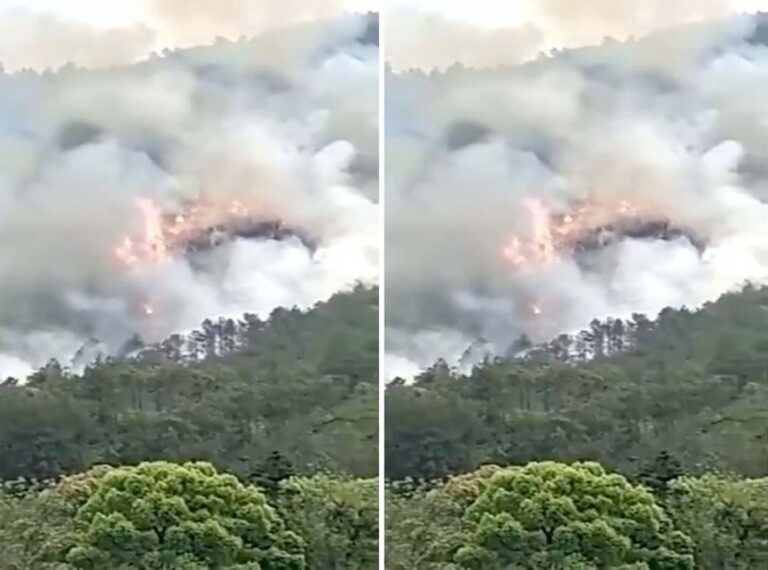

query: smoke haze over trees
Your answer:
[0,12,379,379]
[385,11,768,376]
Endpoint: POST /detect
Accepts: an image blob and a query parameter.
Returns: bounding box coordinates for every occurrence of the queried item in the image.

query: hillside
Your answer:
[386,285,768,481]
[1,285,378,482]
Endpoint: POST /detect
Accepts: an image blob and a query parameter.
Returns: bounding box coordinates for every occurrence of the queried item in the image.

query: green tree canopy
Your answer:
[667,474,768,569]
[386,465,502,570]
[279,474,378,569]
[60,461,306,569]
[454,462,694,569]
[0,481,74,569]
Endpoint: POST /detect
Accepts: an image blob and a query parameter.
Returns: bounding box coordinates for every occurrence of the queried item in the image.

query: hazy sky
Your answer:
[0,0,145,28]
[0,0,378,27]
[386,0,767,70]
[387,0,765,27]
[0,0,378,70]
[387,0,530,28]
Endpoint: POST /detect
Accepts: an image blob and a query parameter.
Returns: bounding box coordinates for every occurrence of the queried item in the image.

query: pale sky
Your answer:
[0,0,378,28]
[0,0,379,71]
[0,0,144,28]
[386,0,531,28]
[387,0,766,29]
[386,0,768,70]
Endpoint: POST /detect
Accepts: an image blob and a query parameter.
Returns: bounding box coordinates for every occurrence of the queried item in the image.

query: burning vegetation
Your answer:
[114,198,316,269]
[502,196,706,270]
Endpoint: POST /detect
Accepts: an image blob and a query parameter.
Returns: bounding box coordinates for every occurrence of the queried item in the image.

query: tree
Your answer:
[0,483,75,569]
[279,474,378,569]
[250,451,296,496]
[385,384,485,480]
[59,461,306,569]
[385,466,502,570]
[454,462,694,569]
[637,451,684,495]
[667,474,768,569]
[0,387,92,480]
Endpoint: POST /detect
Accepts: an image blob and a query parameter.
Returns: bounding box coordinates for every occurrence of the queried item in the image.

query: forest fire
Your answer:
[114,199,169,266]
[502,196,703,269]
[113,198,311,269]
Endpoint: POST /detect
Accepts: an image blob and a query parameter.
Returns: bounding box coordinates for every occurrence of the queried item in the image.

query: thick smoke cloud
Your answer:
[0,13,378,378]
[385,12,768,376]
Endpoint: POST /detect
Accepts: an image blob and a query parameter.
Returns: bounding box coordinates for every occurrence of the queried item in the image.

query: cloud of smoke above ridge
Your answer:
[385,12,768,376]
[0,13,379,378]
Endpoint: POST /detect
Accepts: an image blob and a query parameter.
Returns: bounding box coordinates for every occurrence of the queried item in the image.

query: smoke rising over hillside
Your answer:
[385,13,768,378]
[0,13,378,378]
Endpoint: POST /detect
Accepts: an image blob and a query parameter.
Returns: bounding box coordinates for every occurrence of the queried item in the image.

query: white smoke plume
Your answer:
[0,13,378,379]
[385,12,768,377]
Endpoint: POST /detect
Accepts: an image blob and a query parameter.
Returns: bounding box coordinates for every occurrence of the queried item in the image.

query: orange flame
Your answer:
[502,198,559,268]
[114,197,256,268]
[501,196,646,270]
[137,198,168,263]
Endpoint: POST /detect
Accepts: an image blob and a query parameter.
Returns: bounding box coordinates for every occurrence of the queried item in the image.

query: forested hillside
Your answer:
[0,286,378,569]
[386,286,768,569]
[387,285,768,481]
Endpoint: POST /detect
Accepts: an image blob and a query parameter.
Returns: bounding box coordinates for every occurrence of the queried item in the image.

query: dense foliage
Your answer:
[1,286,378,482]
[666,474,768,569]
[387,462,766,569]
[62,461,305,569]
[386,286,768,481]
[386,286,768,568]
[0,286,378,569]
[454,462,694,569]
[279,474,378,569]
